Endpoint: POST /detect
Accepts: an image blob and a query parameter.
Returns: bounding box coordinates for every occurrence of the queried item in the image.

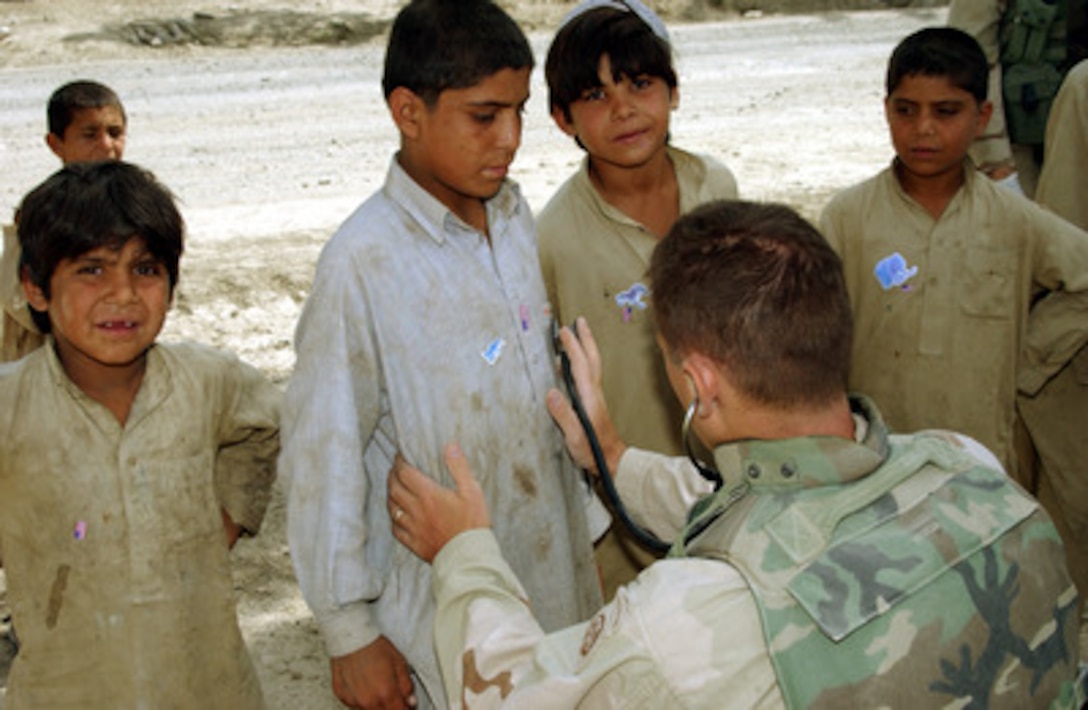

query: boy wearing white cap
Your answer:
[537,0,739,598]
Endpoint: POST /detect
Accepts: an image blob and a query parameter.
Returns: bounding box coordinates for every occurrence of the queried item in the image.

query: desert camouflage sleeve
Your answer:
[430,529,681,709]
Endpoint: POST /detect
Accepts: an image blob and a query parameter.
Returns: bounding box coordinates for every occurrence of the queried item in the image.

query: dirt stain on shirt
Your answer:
[46,564,71,629]
[513,465,537,498]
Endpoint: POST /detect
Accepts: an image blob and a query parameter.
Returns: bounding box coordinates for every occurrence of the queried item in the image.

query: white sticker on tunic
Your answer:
[873,252,918,291]
[615,282,649,322]
[481,338,505,365]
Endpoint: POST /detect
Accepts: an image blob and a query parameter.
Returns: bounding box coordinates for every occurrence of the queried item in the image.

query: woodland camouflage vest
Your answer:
[679,424,1083,708]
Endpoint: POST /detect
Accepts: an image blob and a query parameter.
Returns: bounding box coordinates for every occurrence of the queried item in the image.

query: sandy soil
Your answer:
[0,1,953,707]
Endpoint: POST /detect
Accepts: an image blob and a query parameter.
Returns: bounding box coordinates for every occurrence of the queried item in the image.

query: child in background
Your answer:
[819,28,1088,513]
[0,161,279,708]
[280,2,601,708]
[2,80,128,361]
[537,0,738,596]
[1035,59,1088,228]
[1018,58,1088,614]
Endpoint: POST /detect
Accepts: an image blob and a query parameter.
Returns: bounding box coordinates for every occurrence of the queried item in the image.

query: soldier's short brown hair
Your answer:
[649,200,852,408]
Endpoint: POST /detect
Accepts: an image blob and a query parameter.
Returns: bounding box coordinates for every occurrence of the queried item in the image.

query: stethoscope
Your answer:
[555,322,730,553]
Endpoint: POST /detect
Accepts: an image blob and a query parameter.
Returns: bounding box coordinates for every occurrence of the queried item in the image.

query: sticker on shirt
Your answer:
[73,521,87,540]
[615,282,649,322]
[873,252,918,291]
[481,338,505,365]
[519,303,531,332]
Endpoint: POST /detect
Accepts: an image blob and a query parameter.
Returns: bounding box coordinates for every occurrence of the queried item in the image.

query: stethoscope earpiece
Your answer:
[681,392,723,489]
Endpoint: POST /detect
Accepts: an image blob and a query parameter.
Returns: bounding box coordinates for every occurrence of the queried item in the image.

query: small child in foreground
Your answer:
[0,161,279,708]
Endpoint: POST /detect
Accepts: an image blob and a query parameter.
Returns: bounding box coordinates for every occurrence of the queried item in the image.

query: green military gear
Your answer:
[680,396,1083,708]
[1000,0,1075,145]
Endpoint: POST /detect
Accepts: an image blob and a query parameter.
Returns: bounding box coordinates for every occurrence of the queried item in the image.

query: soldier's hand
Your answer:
[548,317,627,477]
[389,444,490,563]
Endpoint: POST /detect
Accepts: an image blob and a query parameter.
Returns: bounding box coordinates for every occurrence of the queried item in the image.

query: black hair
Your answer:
[47,80,127,138]
[886,27,989,102]
[17,161,184,334]
[650,200,852,409]
[381,0,534,107]
[546,6,677,121]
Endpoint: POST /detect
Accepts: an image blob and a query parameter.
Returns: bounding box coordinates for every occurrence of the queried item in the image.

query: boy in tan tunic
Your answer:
[537,0,739,597]
[820,28,1088,602]
[0,161,279,708]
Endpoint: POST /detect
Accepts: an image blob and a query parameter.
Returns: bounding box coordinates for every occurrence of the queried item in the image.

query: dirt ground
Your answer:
[0,1,1012,708]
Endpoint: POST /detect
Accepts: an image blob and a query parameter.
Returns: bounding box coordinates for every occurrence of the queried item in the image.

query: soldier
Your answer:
[387,200,1084,708]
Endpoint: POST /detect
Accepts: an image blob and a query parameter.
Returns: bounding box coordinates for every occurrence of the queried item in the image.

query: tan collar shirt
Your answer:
[537,146,738,455]
[0,341,280,708]
[820,162,1088,473]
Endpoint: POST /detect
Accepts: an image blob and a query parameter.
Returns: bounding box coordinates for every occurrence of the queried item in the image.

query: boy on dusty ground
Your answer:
[819,27,1088,601]
[2,79,128,362]
[280,2,601,707]
[0,160,279,707]
[0,78,129,673]
[537,0,738,596]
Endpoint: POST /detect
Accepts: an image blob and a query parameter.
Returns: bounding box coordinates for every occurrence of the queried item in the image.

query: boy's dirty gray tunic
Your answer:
[281,158,601,706]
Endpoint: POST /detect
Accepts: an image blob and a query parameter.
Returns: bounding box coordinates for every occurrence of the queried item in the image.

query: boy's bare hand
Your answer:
[331,636,416,709]
[388,443,490,563]
[547,317,627,477]
[220,508,243,549]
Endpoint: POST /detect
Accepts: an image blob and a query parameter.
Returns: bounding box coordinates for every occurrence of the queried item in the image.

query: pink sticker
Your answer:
[73,521,87,540]
[519,304,531,331]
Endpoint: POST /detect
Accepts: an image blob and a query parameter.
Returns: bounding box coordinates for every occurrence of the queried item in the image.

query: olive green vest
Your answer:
[1000,0,1087,145]
[679,429,1082,708]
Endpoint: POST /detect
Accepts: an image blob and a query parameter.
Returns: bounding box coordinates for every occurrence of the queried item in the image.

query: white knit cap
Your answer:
[558,0,670,44]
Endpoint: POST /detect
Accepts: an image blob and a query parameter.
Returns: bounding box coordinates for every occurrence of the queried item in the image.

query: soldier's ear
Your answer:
[682,353,720,417]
